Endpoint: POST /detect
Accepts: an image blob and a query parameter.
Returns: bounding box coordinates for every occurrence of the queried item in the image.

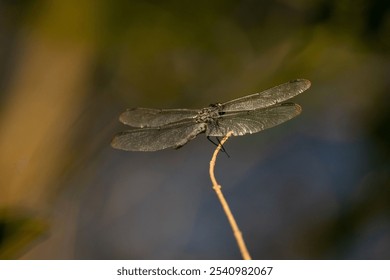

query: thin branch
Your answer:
[209,131,252,260]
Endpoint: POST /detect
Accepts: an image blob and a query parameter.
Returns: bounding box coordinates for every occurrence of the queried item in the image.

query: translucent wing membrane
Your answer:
[111,121,207,151]
[112,79,310,151]
[206,103,301,136]
[119,108,198,128]
[221,79,310,112]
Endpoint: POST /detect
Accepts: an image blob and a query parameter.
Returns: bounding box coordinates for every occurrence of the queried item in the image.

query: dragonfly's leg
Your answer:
[206,136,219,147]
[216,137,230,158]
[206,136,230,158]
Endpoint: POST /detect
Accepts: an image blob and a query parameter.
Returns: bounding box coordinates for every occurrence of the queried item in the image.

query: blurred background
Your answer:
[0,0,389,259]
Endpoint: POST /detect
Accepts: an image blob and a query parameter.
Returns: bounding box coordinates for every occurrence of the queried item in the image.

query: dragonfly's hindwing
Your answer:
[111,121,206,151]
[206,103,301,136]
[112,79,310,151]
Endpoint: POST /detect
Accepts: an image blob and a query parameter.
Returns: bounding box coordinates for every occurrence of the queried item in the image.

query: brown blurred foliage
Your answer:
[0,0,389,259]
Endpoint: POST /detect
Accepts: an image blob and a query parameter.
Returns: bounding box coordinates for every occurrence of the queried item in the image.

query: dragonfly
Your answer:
[111,79,311,152]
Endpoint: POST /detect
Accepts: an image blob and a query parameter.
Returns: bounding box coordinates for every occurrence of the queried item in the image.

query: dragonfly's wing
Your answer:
[119,108,199,128]
[221,79,310,112]
[111,121,206,151]
[206,103,301,136]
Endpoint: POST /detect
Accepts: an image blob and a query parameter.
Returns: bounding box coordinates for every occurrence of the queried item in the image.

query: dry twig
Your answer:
[209,131,251,260]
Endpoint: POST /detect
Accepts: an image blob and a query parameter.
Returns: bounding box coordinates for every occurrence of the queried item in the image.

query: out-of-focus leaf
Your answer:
[0,209,49,259]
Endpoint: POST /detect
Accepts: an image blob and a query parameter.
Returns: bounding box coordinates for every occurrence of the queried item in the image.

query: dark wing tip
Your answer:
[118,109,131,123]
[110,131,130,150]
[295,103,302,114]
[290,79,311,92]
[118,113,125,123]
[110,135,122,149]
[281,102,302,114]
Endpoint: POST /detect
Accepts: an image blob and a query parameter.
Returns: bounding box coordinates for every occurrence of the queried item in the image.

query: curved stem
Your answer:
[209,131,251,260]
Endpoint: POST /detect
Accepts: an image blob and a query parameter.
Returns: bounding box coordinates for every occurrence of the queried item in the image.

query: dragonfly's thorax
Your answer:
[196,103,223,124]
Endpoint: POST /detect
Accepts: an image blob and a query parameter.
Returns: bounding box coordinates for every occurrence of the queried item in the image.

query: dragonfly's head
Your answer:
[209,102,222,108]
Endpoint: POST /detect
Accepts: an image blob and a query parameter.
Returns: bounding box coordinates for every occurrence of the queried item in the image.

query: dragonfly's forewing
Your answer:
[206,102,301,136]
[112,79,311,151]
[111,120,206,151]
[221,79,310,112]
[119,108,199,128]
